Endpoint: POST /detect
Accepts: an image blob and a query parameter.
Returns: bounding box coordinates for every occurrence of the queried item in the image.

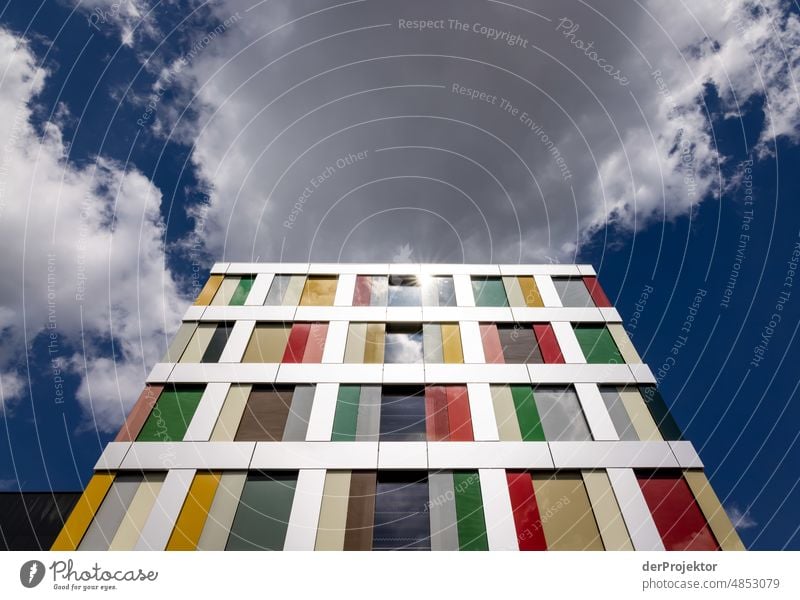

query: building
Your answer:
[52,263,744,551]
[0,492,80,550]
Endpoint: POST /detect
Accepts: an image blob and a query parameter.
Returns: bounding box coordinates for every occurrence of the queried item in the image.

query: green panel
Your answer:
[471,277,508,307]
[331,385,360,441]
[639,385,684,441]
[573,325,624,364]
[453,471,489,551]
[510,385,545,441]
[229,275,255,305]
[226,472,297,550]
[136,386,204,442]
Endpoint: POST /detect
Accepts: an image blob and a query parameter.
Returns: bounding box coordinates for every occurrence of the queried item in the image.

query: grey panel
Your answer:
[78,475,142,550]
[428,472,459,551]
[162,323,198,363]
[356,385,381,441]
[600,387,639,441]
[422,324,444,363]
[553,278,594,307]
[282,385,316,441]
[264,275,291,305]
[370,276,388,306]
[533,386,592,441]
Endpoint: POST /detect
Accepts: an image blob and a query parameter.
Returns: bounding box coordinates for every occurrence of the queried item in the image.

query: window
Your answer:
[639,385,684,440]
[573,324,624,363]
[176,322,232,363]
[471,276,508,306]
[491,385,590,441]
[299,276,338,306]
[530,472,604,550]
[242,322,327,363]
[331,385,381,441]
[553,277,595,307]
[209,275,255,306]
[384,324,424,363]
[428,470,488,550]
[532,386,592,441]
[388,275,421,306]
[264,274,304,305]
[234,385,315,441]
[421,275,456,306]
[599,386,642,440]
[372,472,430,550]
[344,323,385,363]
[380,386,426,441]
[424,385,473,441]
[480,323,562,363]
[344,323,461,363]
[226,472,297,550]
[315,471,377,550]
[353,275,388,306]
[497,324,542,363]
[137,385,205,442]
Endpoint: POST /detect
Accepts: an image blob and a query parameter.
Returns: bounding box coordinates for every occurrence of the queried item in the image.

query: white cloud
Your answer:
[725,503,758,530]
[0,29,183,431]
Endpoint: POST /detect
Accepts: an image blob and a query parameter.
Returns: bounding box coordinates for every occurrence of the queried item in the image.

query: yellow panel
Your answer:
[51,473,115,550]
[684,471,746,551]
[582,471,633,551]
[607,324,641,363]
[518,276,543,307]
[109,474,164,550]
[441,323,464,364]
[166,473,221,551]
[491,385,522,441]
[209,277,241,306]
[299,276,338,306]
[532,473,604,550]
[343,323,367,363]
[619,388,663,441]
[364,323,385,364]
[179,323,217,363]
[315,471,351,550]
[210,385,252,441]
[194,275,224,306]
[241,324,291,362]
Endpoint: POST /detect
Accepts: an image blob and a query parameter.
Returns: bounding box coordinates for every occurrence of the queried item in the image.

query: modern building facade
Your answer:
[52,263,744,551]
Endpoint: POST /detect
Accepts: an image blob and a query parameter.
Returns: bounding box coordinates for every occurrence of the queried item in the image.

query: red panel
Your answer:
[583,276,612,307]
[282,323,311,363]
[480,323,505,363]
[425,386,450,441]
[353,275,372,306]
[637,473,719,551]
[446,385,473,441]
[533,324,564,364]
[302,323,328,363]
[114,385,163,442]
[506,471,547,550]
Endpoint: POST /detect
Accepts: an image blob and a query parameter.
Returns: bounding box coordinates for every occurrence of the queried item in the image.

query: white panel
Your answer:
[607,468,665,550]
[218,320,256,363]
[378,442,428,469]
[629,364,657,383]
[245,273,273,305]
[527,364,637,384]
[549,441,679,469]
[334,273,356,306]
[421,264,501,275]
[577,264,596,276]
[453,274,475,307]
[466,383,499,441]
[183,382,231,441]
[146,363,174,383]
[226,262,309,274]
[209,263,229,274]
[382,364,425,383]
[600,307,623,322]
[294,306,386,322]
[182,306,205,320]
[310,263,389,275]
[385,307,423,322]
[426,364,531,384]
[120,442,256,470]
[551,321,585,363]
[283,469,326,551]
[432,306,514,321]
[276,364,383,384]
[94,442,131,470]
[200,306,296,321]
[388,263,421,275]
[321,321,349,364]
[168,363,279,383]
[510,307,604,323]
[460,321,485,363]
[534,274,562,307]
[499,264,582,276]
[478,469,519,551]
[427,442,553,469]
[250,442,379,469]
[574,383,619,440]
[134,469,195,550]
[305,383,339,441]
[670,441,704,468]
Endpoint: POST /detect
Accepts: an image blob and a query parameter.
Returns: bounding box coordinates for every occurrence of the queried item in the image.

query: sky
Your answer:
[0,0,798,549]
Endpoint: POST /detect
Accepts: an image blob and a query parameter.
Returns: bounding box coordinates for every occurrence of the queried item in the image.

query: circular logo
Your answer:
[20,560,46,588]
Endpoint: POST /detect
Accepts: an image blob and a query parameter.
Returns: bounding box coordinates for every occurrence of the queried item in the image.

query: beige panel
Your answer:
[283,275,307,306]
[194,275,223,306]
[619,388,663,441]
[502,276,526,307]
[108,474,164,550]
[684,470,745,551]
[532,473,604,550]
[209,385,252,441]
[179,323,217,363]
[343,323,367,363]
[162,323,198,363]
[300,276,338,306]
[314,471,352,550]
[607,324,641,363]
[241,324,291,363]
[490,385,522,441]
[582,471,633,551]
[209,277,241,306]
[196,472,248,551]
[364,323,385,364]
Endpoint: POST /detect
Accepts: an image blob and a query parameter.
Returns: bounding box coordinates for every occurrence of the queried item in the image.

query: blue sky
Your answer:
[0,0,798,549]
